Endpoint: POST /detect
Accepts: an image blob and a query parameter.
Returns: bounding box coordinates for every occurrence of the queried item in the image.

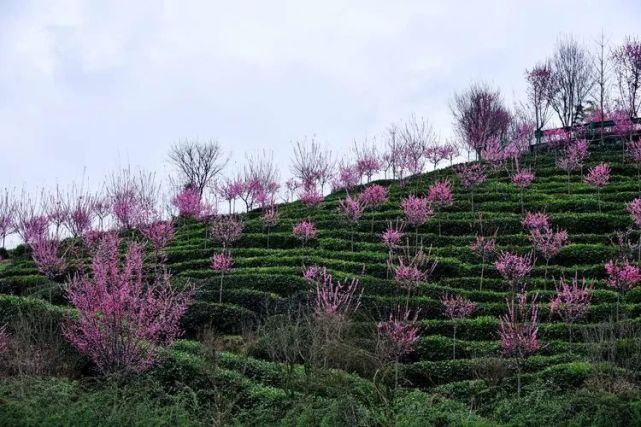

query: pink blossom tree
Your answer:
[521,211,550,232]
[454,163,486,213]
[441,294,476,359]
[64,235,194,375]
[427,179,454,236]
[332,163,360,192]
[470,234,497,290]
[498,293,539,397]
[550,274,592,342]
[293,220,318,247]
[313,268,362,319]
[172,186,204,218]
[556,140,589,194]
[141,220,175,264]
[108,168,159,230]
[529,227,569,281]
[391,249,437,310]
[401,195,433,245]
[583,163,611,212]
[338,195,364,252]
[211,251,234,303]
[360,184,389,232]
[511,169,535,212]
[381,222,405,279]
[261,206,280,249]
[31,234,66,280]
[495,251,535,294]
[605,258,641,320]
[298,189,324,209]
[377,308,420,389]
[217,176,245,214]
[210,216,243,249]
[627,197,641,261]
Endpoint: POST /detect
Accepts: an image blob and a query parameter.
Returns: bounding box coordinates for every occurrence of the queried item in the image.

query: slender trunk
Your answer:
[350,225,354,252]
[597,188,601,213]
[219,272,225,304]
[267,227,271,249]
[520,190,524,214]
[452,323,457,360]
[480,258,485,290]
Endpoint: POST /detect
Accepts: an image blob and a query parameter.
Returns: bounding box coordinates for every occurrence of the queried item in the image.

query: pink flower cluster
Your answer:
[626,197,641,228]
[261,207,280,227]
[550,275,592,323]
[455,163,487,189]
[360,184,389,209]
[556,139,589,172]
[511,169,535,189]
[31,237,66,279]
[529,227,568,262]
[141,220,175,259]
[299,190,324,208]
[172,186,204,218]
[292,220,318,244]
[584,163,611,187]
[401,195,433,227]
[211,251,234,273]
[521,211,550,231]
[393,258,425,288]
[426,179,454,209]
[495,252,534,288]
[210,216,243,248]
[441,294,476,320]
[314,268,362,319]
[381,225,404,250]
[605,259,641,292]
[499,293,539,358]
[338,195,364,223]
[64,236,194,374]
[470,235,496,258]
[377,310,420,355]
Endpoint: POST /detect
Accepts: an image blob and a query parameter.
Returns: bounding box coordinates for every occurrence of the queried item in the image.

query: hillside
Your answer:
[2,143,641,425]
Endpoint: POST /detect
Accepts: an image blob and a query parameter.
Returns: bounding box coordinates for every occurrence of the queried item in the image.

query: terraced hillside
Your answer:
[2,143,641,424]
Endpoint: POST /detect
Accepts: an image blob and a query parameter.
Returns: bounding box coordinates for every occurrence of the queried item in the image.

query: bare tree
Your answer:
[290,137,334,193]
[242,150,281,209]
[611,36,641,117]
[590,32,612,144]
[451,82,512,158]
[399,114,436,176]
[168,139,228,198]
[525,60,554,142]
[550,35,595,127]
[0,188,16,248]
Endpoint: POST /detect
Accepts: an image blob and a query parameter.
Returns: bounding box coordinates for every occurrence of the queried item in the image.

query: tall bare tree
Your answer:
[168,139,228,198]
[611,36,641,117]
[525,60,554,143]
[550,35,595,127]
[590,32,612,144]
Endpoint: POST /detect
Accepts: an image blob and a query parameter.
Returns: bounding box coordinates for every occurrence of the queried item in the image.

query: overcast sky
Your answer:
[1,0,640,193]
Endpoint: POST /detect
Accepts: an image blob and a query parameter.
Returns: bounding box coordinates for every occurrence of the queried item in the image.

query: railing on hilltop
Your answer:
[532,117,641,151]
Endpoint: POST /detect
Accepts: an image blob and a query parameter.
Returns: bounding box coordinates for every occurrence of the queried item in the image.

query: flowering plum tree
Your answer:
[261,206,280,249]
[511,169,535,212]
[210,216,243,249]
[313,268,362,319]
[172,186,204,218]
[377,308,420,389]
[498,293,539,396]
[605,258,641,320]
[141,220,175,264]
[293,220,318,247]
[550,274,592,342]
[31,234,66,280]
[211,251,234,303]
[401,195,432,245]
[441,294,476,359]
[360,184,389,232]
[454,163,486,213]
[299,189,324,209]
[338,195,363,252]
[427,179,454,235]
[217,176,245,214]
[470,234,497,289]
[529,227,568,280]
[495,251,534,294]
[584,163,611,212]
[64,236,194,375]
[556,140,589,194]
[521,211,550,232]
